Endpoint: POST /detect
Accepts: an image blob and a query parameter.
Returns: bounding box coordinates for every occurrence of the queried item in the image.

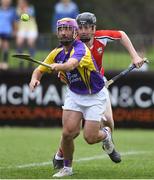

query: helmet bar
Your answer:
[57,18,78,30]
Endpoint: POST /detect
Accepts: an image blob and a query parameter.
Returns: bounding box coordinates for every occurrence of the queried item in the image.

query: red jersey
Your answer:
[90,30,122,75]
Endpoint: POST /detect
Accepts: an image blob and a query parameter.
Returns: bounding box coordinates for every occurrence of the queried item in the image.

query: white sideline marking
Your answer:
[0,151,149,170]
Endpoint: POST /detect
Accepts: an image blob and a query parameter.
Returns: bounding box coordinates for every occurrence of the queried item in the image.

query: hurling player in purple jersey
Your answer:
[29,18,114,177]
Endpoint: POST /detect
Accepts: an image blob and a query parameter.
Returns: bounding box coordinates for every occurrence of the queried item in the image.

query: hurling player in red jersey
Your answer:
[76,12,144,130]
[52,12,145,169]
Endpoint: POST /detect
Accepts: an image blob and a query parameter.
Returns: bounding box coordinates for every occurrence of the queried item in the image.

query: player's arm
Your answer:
[29,68,44,91]
[119,31,144,68]
[50,58,79,72]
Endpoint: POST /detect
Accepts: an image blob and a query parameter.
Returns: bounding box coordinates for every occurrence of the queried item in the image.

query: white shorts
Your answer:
[17,30,38,39]
[62,87,107,122]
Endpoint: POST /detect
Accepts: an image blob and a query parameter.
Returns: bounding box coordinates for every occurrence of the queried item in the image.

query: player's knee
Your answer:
[83,134,97,144]
[62,128,77,140]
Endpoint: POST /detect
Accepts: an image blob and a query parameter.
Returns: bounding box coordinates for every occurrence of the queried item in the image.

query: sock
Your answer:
[55,148,64,160]
[102,127,114,154]
[55,154,64,160]
[102,127,108,141]
[64,159,72,167]
[57,148,63,157]
[29,47,35,57]
[28,48,36,68]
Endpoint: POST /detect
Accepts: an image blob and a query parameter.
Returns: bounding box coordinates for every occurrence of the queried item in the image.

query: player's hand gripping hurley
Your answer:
[105,58,149,88]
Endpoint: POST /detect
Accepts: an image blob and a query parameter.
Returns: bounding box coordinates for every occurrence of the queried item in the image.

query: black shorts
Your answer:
[0,33,12,41]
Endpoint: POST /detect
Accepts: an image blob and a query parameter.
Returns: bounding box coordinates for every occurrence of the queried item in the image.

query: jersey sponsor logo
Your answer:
[97,47,103,54]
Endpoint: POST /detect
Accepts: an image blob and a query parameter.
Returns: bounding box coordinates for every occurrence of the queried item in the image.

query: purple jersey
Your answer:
[38,40,104,94]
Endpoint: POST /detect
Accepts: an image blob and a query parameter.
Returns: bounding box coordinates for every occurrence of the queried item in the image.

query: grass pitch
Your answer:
[0,128,154,179]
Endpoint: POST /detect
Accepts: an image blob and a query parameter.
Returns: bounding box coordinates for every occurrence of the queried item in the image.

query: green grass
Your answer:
[103,49,154,70]
[0,128,154,179]
[8,49,154,70]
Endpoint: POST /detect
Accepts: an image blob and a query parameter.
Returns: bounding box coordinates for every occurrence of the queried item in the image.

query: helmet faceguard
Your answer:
[57,18,78,46]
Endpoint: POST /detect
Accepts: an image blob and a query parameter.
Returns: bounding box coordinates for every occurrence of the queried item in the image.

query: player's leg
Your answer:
[83,120,108,143]
[81,88,114,150]
[52,110,82,177]
[102,87,114,131]
[27,32,37,57]
[83,116,117,161]
[102,77,114,131]
[82,87,120,161]
[27,32,38,68]
[53,122,80,169]
[52,137,64,170]
[16,33,25,53]
[102,87,121,163]
[16,34,25,68]
[61,110,82,163]
[52,87,82,170]
[53,88,83,177]
[1,38,9,69]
